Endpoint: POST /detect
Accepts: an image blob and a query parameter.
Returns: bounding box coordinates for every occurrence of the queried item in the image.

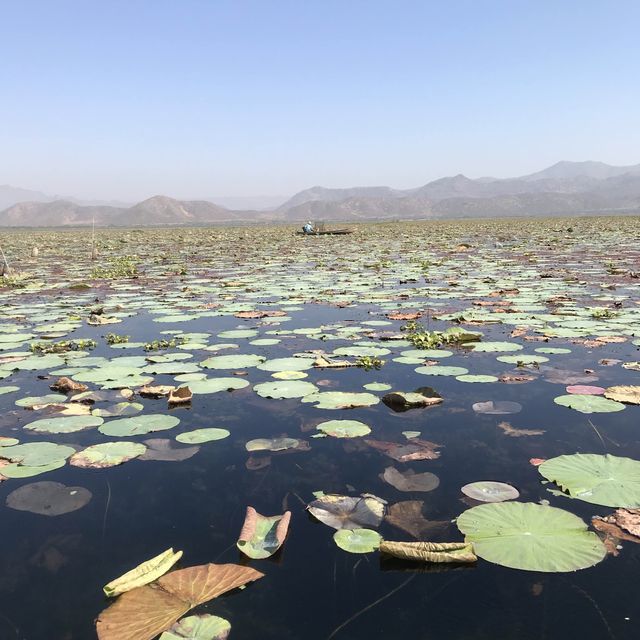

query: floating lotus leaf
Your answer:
[456,502,607,572]
[333,528,382,553]
[256,357,315,372]
[415,365,469,376]
[0,385,19,395]
[271,370,307,380]
[245,437,300,452]
[400,349,453,359]
[307,494,386,530]
[381,466,440,492]
[539,454,640,507]
[176,428,230,444]
[456,374,499,383]
[236,506,291,559]
[217,329,258,338]
[6,481,92,516]
[73,366,144,383]
[472,400,522,415]
[0,442,75,466]
[0,437,19,447]
[96,563,264,640]
[200,354,265,370]
[188,378,249,394]
[332,346,390,357]
[469,342,523,353]
[316,420,371,438]
[15,393,67,407]
[301,392,379,410]
[92,402,144,417]
[385,500,449,539]
[535,347,572,354]
[553,394,625,414]
[99,414,180,437]
[566,385,605,395]
[70,389,134,403]
[160,615,230,640]
[496,354,549,364]
[382,390,442,411]
[0,459,66,478]
[104,548,184,597]
[363,382,392,391]
[139,439,200,462]
[380,541,476,563]
[253,380,318,399]
[143,363,201,375]
[461,481,520,502]
[365,438,441,462]
[603,385,640,405]
[70,442,147,468]
[24,416,104,433]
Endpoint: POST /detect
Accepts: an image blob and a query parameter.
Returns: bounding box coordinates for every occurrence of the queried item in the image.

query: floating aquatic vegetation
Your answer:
[140,439,200,462]
[460,481,519,502]
[6,480,92,516]
[99,414,180,437]
[333,528,382,553]
[316,420,371,438]
[70,442,147,468]
[236,506,291,559]
[307,494,386,530]
[176,429,230,444]
[253,380,318,399]
[381,467,440,492]
[379,541,476,563]
[301,391,380,410]
[603,385,640,405]
[553,394,625,414]
[472,400,522,415]
[160,615,231,640]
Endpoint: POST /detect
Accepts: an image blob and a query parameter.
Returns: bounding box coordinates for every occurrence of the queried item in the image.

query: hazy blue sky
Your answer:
[1,0,639,201]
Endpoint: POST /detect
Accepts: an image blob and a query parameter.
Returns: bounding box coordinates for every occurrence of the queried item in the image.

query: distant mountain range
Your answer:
[2,161,640,226]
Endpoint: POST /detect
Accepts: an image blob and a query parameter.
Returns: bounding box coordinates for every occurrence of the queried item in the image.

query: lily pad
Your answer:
[333,528,382,553]
[188,378,249,394]
[253,380,318,399]
[461,481,520,503]
[553,394,625,414]
[301,391,379,410]
[245,437,300,452]
[603,385,640,405]
[99,414,180,437]
[6,481,92,516]
[257,357,315,372]
[415,365,469,376]
[472,400,522,415]
[200,354,265,370]
[539,454,640,507]
[176,428,230,444]
[456,502,607,572]
[316,420,371,438]
[70,442,147,468]
[0,442,75,466]
[139,439,200,462]
[160,615,231,640]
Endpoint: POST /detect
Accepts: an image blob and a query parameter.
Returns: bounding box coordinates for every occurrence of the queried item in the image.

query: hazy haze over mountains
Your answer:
[1,161,640,227]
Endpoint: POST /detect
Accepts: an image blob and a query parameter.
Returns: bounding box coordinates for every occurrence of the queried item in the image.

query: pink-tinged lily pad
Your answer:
[566,385,605,395]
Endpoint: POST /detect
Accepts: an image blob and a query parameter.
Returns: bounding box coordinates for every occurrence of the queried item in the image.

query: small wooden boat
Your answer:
[296,228,353,236]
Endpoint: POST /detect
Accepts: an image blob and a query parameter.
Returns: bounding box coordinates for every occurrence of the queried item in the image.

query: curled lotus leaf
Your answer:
[307,494,386,530]
[461,481,520,503]
[379,541,477,563]
[333,528,382,553]
[539,453,640,507]
[159,615,231,640]
[553,394,625,414]
[99,414,180,437]
[236,506,291,559]
[456,502,607,572]
[382,390,442,411]
[70,442,147,468]
[365,438,441,462]
[6,481,92,516]
[96,563,264,640]
[603,385,640,405]
[104,548,184,597]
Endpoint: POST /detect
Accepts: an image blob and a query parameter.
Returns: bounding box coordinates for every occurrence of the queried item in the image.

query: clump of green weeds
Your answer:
[143,337,186,351]
[401,319,481,349]
[30,339,97,354]
[91,256,139,279]
[355,355,385,371]
[105,333,130,345]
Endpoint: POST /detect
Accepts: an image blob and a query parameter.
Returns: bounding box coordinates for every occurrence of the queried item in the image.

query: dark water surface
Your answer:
[0,221,639,639]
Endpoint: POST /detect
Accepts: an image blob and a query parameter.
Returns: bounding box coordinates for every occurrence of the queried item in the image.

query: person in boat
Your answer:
[302,221,316,234]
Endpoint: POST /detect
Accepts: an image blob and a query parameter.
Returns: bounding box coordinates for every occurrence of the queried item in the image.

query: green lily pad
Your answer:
[200,354,265,369]
[253,380,318,399]
[99,414,180,437]
[553,394,626,414]
[15,393,67,407]
[415,365,469,376]
[456,374,499,383]
[456,502,607,572]
[70,442,147,468]
[246,437,300,452]
[176,428,230,444]
[24,415,104,434]
[187,378,249,394]
[301,392,380,410]
[316,420,371,438]
[333,528,382,553]
[0,385,19,395]
[469,342,523,352]
[271,370,308,380]
[539,454,640,507]
[0,442,75,466]
[0,459,67,478]
[256,357,315,372]
[496,354,549,364]
[363,382,392,391]
[92,402,144,418]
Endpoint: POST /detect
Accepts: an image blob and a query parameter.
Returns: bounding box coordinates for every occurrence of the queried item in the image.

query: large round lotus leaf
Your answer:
[271,370,307,380]
[308,494,386,530]
[472,400,522,415]
[246,437,299,452]
[0,385,19,395]
[603,385,640,405]
[301,392,380,410]
[257,357,315,372]
[469,342,523,353]
[332,346,390,357]
[143,362,201,375]
[415,365,469,376]
[553,394,625,414]
[24,415,104,434]
[333,528,382,554]
[176,428,230,444]
[1,459,67,478]
[496,354,549,364]
[0,442,75,466]
[187,378,249,394]
[456,502,607,572]
[0,332,33,343]
[13,355,66,370]
[461,481,520,502]
[99,414,180,437]
[535,347,572,354]
[200,354,265,369]
[15,393,67,407]
[539,454,640,507]
[72,366,144,382]
[70,442,147,468]
[253,380,318,399]
[316,420,371,438]
[91,402,144,418]
[6,481,92,515]
[217,329,259,338]
[159,614,231,640]
[456,374,499,383]
[400,349,453,359]
[174,373,208,382]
